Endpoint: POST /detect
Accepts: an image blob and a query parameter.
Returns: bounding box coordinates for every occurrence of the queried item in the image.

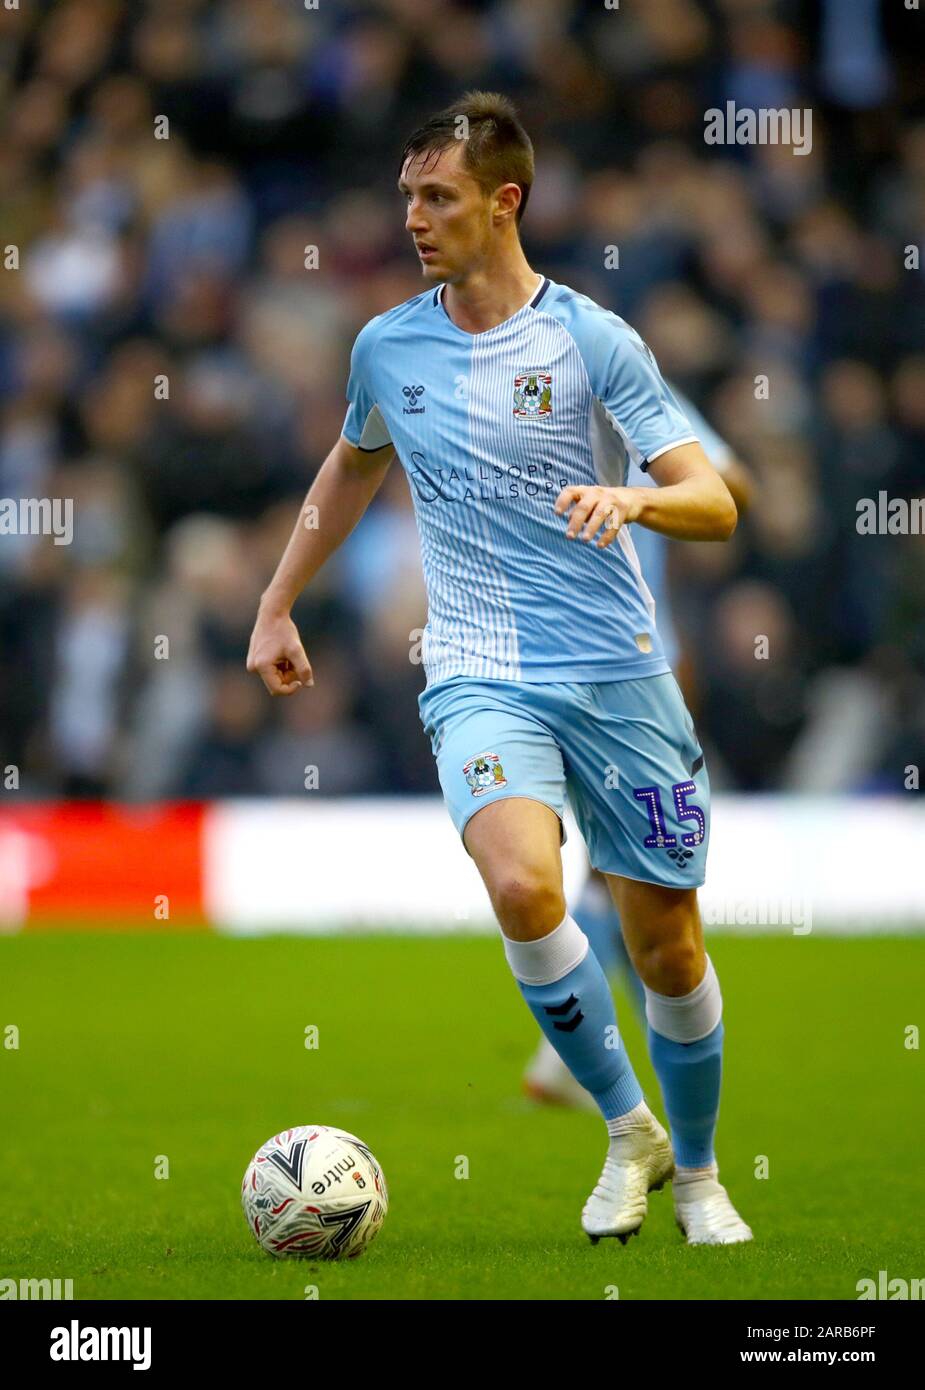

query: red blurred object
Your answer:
[0,802,206,928]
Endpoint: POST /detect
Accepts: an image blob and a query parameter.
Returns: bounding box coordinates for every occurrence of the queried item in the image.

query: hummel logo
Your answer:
[402,385,425,415]
[544,993,585,1033]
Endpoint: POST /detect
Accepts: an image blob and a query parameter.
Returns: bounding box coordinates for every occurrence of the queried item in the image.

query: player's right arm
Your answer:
[246,434,394,696]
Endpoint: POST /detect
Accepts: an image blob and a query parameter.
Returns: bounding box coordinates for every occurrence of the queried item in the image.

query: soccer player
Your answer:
[247,92,752,1245]
[524,392,753,1108]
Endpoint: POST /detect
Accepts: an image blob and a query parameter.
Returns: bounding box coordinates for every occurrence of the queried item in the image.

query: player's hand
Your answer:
[553,485,642,549]
[246,604,313,696]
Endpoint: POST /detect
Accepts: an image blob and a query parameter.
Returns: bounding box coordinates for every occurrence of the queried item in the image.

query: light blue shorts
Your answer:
[418,673,710,889]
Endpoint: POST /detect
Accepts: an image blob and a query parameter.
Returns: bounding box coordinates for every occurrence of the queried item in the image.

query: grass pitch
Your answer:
[1,930,922,1300]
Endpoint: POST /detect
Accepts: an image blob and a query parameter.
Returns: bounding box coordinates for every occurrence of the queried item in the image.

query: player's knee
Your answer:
[490,870,565,939]
[637,936,702,996]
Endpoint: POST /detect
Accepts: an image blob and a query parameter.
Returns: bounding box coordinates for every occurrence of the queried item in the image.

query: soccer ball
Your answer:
[242,1126,388,1259]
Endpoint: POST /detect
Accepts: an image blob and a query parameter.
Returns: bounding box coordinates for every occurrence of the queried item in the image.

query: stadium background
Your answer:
[1,0,923,1302]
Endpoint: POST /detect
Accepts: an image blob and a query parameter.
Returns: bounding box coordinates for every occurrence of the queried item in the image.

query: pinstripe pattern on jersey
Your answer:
[342,278,696,687]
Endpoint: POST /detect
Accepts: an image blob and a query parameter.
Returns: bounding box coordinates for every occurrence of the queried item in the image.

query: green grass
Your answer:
[0,932,922,1300]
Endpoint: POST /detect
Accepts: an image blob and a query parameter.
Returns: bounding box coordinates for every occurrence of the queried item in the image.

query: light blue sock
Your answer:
[646,1023,723,1168]
[645,958,724,1168]
[507,915,643,1121]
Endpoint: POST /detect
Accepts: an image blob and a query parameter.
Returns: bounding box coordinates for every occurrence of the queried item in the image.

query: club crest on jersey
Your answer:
[513,370,552,419]
[463,752,508,796]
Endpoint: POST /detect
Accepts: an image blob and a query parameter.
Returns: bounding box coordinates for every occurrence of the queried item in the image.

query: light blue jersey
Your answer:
[342,275,699,689]
[626,388,734,668]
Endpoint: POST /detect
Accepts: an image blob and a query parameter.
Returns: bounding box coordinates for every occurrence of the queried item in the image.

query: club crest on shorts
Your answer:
[513,370,552,418]
[463,752,508,796]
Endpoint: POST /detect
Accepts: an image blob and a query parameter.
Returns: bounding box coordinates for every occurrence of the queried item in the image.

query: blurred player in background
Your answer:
[248,91,753,1246]
[525,392,753,1109]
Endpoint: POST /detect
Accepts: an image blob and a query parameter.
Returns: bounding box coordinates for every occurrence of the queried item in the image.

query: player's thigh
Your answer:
[603,874,705,996]
[464,797,565,939]
[418,679,567,938]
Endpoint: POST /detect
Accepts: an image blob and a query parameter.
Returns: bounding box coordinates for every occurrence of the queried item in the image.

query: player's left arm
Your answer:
[714,454,753,515]
[555,441,738,547]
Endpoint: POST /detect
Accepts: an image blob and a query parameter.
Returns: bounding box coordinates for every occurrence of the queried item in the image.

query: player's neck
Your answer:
[441,254,542,334]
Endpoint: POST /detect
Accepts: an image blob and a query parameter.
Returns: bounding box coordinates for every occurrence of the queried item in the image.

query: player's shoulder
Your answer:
[537,279,643,348]
[351,287,437,356]
[535,279,656,381]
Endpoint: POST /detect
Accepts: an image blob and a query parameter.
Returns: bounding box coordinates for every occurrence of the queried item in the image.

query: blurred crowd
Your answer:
[1,0,923,800]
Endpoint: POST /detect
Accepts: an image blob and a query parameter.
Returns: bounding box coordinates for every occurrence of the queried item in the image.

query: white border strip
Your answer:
[204,796,925,935]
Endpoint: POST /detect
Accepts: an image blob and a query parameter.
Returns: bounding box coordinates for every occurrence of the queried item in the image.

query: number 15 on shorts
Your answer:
[633,781,706,849]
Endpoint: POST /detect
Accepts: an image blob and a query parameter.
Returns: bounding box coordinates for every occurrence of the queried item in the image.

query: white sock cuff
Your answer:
[644,954,722,1043]
[502,913,589,986]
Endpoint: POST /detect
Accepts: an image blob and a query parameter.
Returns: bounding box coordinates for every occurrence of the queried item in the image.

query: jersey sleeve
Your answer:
[341,319,393,451]
[581,312,698,471]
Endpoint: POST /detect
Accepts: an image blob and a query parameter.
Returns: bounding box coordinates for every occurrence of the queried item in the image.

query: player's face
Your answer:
[398,142,495,283]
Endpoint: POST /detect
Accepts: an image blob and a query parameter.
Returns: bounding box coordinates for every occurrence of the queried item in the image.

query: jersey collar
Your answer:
[432,274,550,333]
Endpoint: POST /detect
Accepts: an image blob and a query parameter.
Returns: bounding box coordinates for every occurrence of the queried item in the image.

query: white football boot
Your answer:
[673,1166,753,1245]
[523,1036,598,1113]
[582,1104,674,1244]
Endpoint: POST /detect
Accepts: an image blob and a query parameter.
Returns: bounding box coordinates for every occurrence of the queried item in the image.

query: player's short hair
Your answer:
[399,91,534,226]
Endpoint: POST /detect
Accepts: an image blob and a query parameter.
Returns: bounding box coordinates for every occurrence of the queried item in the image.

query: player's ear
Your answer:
[493,182,521,225]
